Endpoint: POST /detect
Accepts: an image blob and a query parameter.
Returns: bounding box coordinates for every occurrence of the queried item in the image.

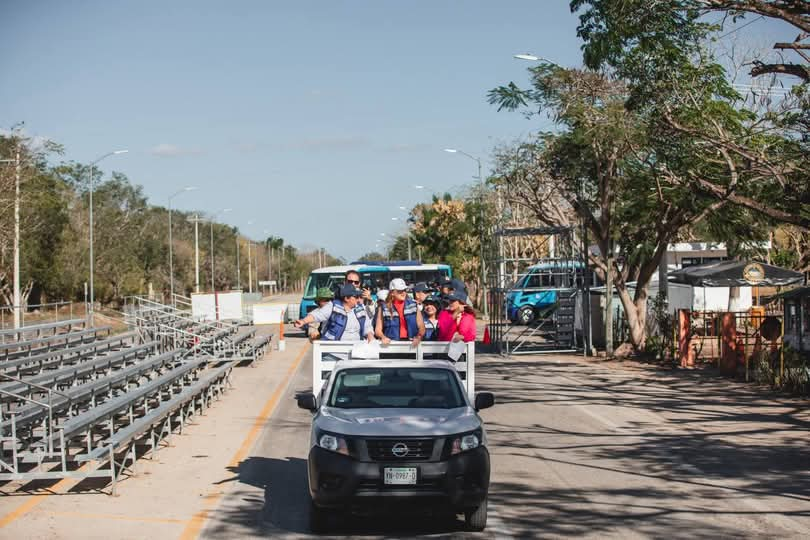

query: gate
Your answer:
[485,226,591,355]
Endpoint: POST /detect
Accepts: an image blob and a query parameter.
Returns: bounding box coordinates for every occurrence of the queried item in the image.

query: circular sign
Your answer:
[391,442,409,458]
[743,263,765,284]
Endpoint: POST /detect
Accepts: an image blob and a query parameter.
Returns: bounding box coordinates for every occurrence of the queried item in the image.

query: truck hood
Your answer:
[315,406,481,438]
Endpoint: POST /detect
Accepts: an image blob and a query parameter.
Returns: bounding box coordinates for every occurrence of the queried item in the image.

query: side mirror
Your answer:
[297,393,318,412]
[474,392,495,411]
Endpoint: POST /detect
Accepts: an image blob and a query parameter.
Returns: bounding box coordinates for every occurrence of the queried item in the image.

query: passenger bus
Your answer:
[299,261,452,319]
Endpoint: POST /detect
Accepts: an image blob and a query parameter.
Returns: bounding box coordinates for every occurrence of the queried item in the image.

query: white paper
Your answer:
[447,341,466,361]
[351,340,381,359]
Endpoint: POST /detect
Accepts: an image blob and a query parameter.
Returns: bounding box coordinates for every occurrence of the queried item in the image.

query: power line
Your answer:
[716,15,765,40]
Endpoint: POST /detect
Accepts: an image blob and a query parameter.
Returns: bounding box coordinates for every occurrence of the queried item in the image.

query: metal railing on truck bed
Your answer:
[311,341,476,398]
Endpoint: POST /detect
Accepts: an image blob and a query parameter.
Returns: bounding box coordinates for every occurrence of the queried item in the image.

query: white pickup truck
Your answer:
[298,341,493,532]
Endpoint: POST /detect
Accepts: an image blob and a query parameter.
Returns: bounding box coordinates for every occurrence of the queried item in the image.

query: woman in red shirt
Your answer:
[437,291,476,343]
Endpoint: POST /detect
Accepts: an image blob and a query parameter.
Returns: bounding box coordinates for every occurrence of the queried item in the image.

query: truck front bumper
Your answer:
[308,445,490,511]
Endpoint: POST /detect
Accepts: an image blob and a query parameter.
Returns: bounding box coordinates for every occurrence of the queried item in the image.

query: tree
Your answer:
[0,131,66,309]
[408,193,488,306]
[572,0,810,233]
[358,251,386,261]
[488,57,767,351]
[572,0,810,82]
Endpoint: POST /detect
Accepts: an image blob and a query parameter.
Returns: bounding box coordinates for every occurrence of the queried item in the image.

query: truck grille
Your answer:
[365,438,435,461]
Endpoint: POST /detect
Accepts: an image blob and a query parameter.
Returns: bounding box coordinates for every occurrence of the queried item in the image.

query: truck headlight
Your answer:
[450,431,481,455]
[318,433,349,455]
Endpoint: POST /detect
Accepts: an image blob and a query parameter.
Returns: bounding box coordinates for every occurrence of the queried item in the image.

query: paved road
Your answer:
[198,335,810,539]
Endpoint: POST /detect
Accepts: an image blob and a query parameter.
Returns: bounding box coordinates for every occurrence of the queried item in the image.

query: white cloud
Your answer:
[150,143,203,157]
[282,136,368,151]
[383,143,433,153]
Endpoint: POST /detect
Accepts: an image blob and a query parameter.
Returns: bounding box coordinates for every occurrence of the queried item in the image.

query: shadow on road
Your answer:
[204,455,478,537]
[477,353,810,537]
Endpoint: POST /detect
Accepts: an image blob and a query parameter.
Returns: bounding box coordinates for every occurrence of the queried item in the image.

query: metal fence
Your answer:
[0,301,75,331]
[675,308,786,382]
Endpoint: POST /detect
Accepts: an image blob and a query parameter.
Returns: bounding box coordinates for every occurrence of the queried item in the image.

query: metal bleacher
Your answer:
[0,297,271,494]
[0,331,139,377]
[0,325,112,361]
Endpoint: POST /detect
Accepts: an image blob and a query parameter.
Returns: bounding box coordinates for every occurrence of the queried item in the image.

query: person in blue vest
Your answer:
[374,278,425,346]
[422,295,441,341]
[294,283,374,342]
[412,282,432,310]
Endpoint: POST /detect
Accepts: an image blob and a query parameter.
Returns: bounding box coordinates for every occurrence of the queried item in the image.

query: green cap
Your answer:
[315,287,334,300]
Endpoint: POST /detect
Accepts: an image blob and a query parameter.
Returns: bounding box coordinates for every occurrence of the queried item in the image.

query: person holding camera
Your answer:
[340,269,375,319]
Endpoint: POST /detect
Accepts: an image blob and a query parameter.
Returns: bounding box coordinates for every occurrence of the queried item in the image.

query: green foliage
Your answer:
[751,347,810,395]
[357,252,386,262]
[0,133,336,306]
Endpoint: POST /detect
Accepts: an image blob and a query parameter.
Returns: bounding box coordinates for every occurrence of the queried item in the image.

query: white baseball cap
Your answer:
[389,278,408,291]
[377,289,389,302]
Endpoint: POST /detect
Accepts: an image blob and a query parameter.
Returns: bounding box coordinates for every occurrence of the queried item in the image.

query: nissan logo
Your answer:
[391,442,409,458]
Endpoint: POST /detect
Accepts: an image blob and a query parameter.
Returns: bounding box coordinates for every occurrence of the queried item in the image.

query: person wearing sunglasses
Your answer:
[375,278,425,346]
[342,269,375,319]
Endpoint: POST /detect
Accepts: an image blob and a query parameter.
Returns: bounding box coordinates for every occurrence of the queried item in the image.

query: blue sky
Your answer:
[0,1,796,260]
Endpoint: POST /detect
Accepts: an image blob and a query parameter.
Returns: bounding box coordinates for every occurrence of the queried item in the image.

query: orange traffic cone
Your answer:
[483,326,491,345]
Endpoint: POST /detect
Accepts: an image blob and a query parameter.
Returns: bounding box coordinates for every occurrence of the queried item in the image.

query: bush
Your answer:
[750,347,810,396]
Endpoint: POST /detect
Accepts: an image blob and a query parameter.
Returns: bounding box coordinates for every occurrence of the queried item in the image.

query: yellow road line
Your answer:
[45,510,186,525]
[179,341,310,540]
[0,463,92,528]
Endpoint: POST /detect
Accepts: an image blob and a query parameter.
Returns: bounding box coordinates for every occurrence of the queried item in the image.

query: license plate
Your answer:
[384,467,417,485]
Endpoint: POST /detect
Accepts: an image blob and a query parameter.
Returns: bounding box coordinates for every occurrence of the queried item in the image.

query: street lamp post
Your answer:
[444,148,488,319]
[209,208,232,291]
[188,214,205,293]
[168,186,197,303]
[516,53,594,355]
[235,233,241,290]
[397,207,415,260]
[263,229,273,294]
[87,149,128,325]
[246,221,254,294]
[391,215,413,260]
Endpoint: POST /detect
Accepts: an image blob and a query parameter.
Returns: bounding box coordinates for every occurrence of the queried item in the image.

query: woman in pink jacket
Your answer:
[437,291,476,342]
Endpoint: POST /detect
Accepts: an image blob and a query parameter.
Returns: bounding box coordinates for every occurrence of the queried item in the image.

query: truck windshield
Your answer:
[328,367,465,409]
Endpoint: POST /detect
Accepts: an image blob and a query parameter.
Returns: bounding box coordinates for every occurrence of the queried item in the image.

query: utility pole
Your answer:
[210,221,216,291]
[247,239,253,293]
[188,214,204,293]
